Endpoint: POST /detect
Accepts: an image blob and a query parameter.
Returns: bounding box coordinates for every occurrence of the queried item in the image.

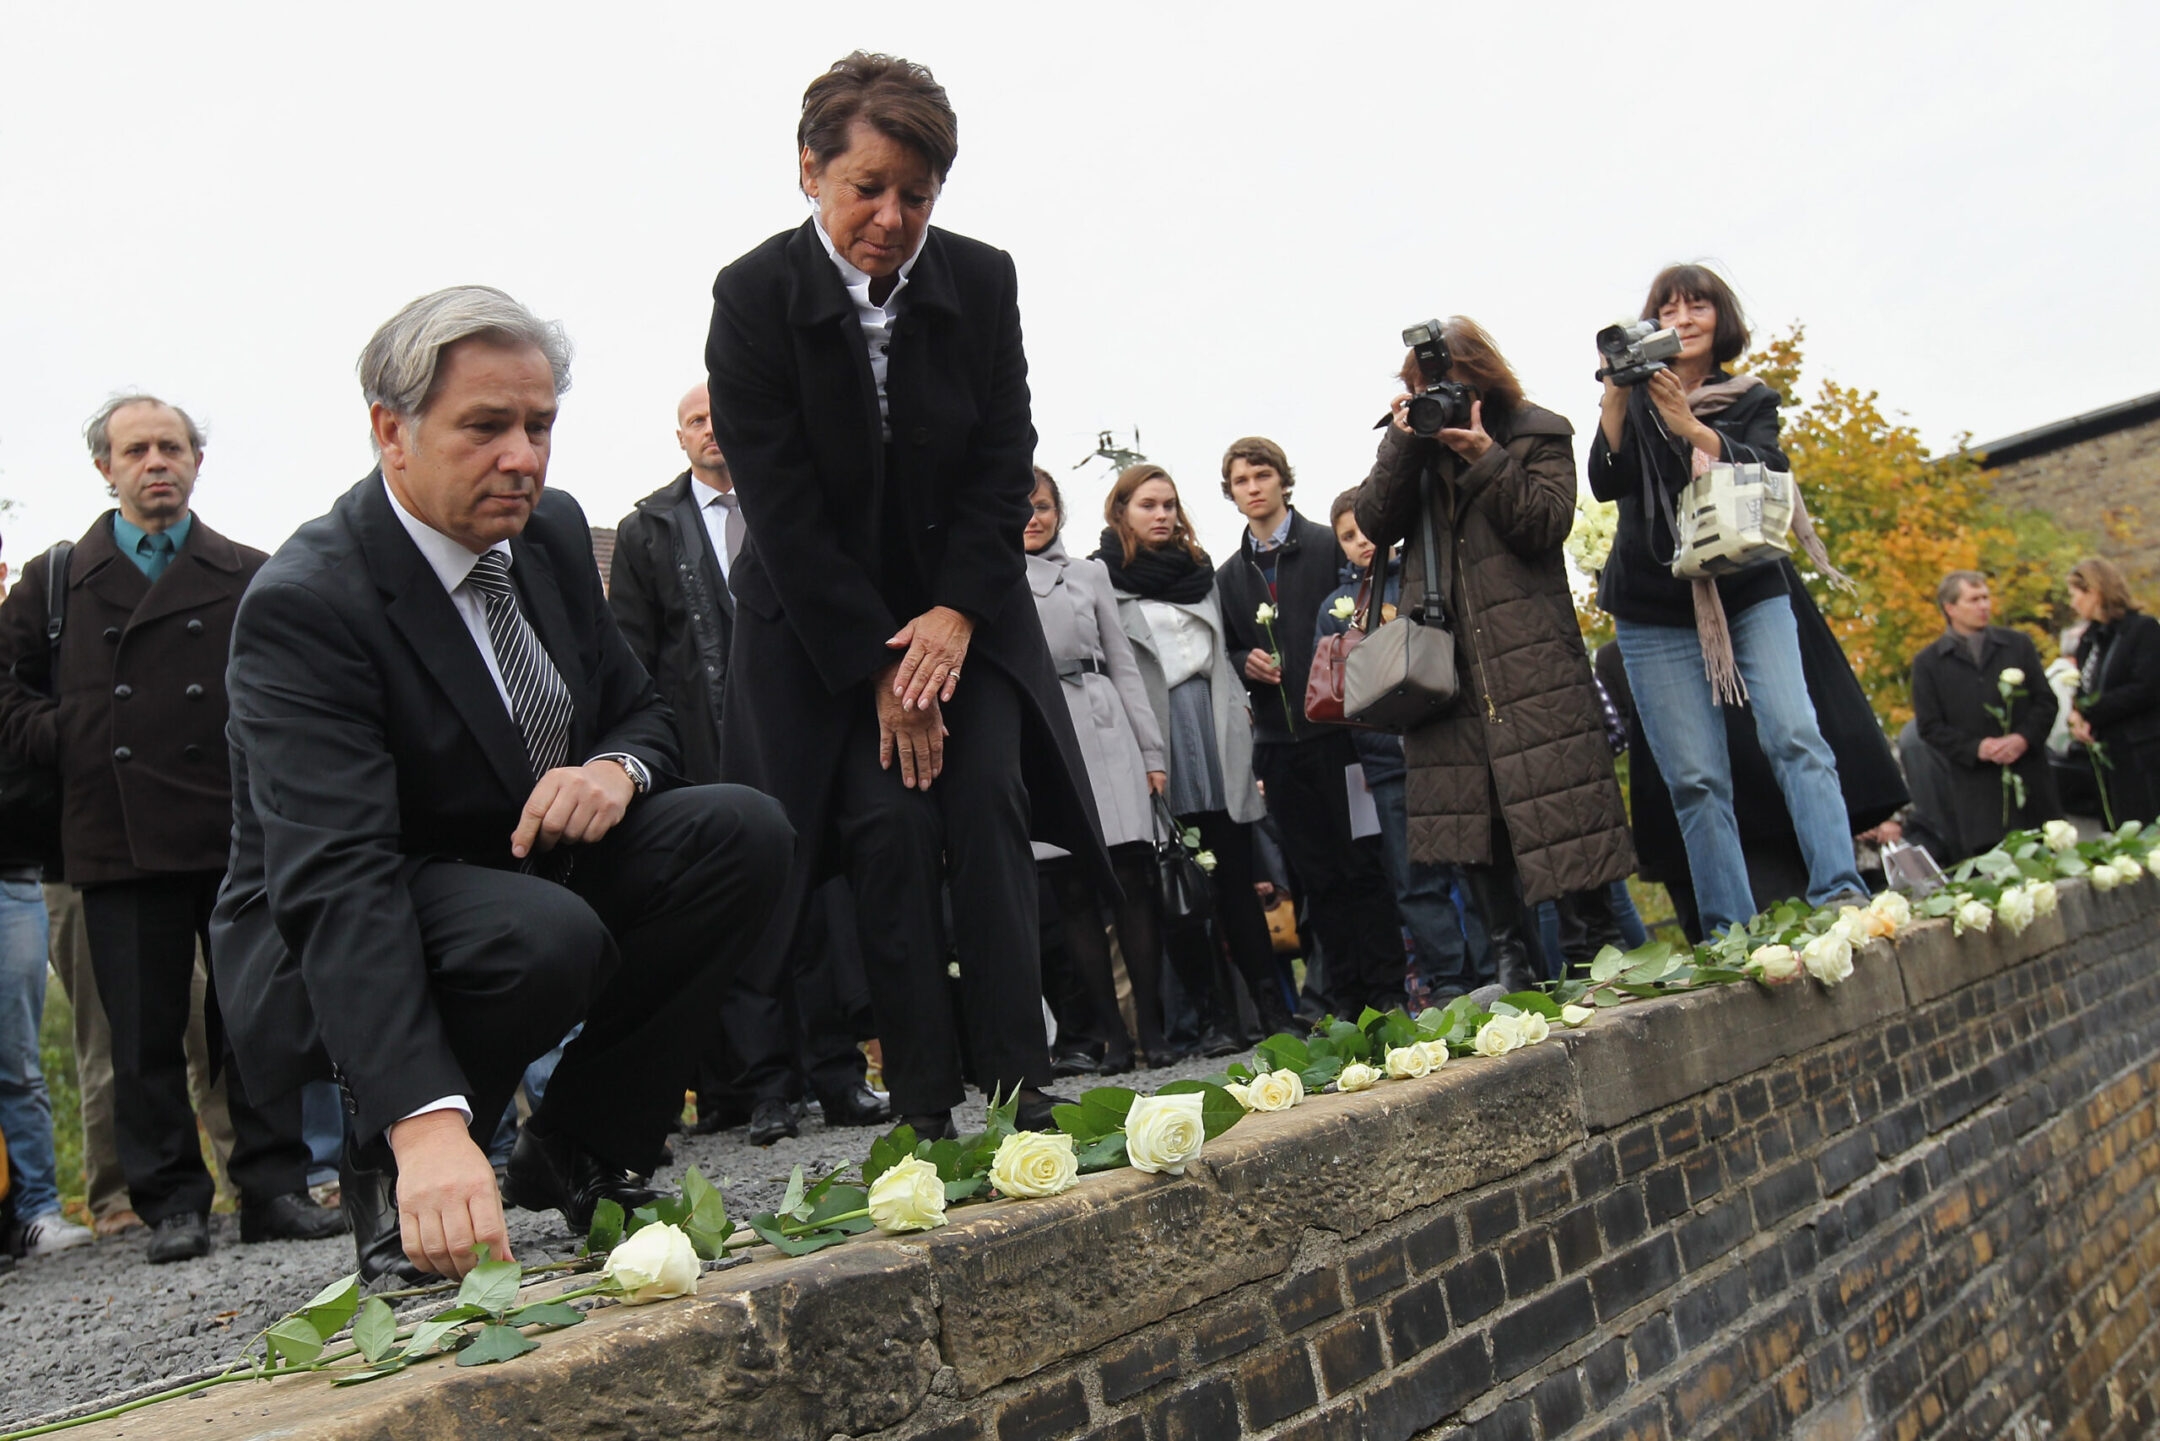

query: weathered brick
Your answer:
[1520,1168,1572,1220]
[1404,1212,1461,1273]
[1554,1202,1604,1274]
[1531,1369,1588,1435]
[1590,1234,1681,1322]
[1271,1404,1360,1441]
[997,1375,1090,1441]
[1467,1191,1520,1244]
[914,1418,986,1441]
[1630,1311,1680,1378]
[1680,1144,1724,1206]
[1658,1106,1702,1156]
[1097,1331,1180,1404]
[1274,1267,1344,1335]
[1573,1142,1620,1198]
[1313,1313,1385,1396]
[1584,1335,1629,1406]
[1597,1185,1650,1248]
[1146,1376,1237,1441]
[1384,1276,1449,1360]
[1442,1251,1507,1325]
[1468,1396,1535,1441]
[1500,1229,1555,1298]
[1492,1279,1595,1380]
[1644,1164,1690,1224]
[1240,1342,1319,1429]
[1673,1266,1752,1350]
[1678,1193,1755,1272]
[1819,1128,1878,1197]
[1615,1124,1660,1177]
[1076,1419,1144,1441]
[1752,1159,1822,1227]
[1358,1336,1491,1440]
[1191,1300,1271,1366]
[1587,1400,1671,1441]
[1345,1238,1408,1303]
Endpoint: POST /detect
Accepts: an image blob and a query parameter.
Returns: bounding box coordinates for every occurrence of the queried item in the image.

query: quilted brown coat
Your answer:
[1353,404,1634,903]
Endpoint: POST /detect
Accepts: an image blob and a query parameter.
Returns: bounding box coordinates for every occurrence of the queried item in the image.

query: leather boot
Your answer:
[1462,864,1537,997]
[341,1141,430,1287]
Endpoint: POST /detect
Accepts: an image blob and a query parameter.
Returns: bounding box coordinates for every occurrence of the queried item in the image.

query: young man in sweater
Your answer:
[1214,438,1405,1016]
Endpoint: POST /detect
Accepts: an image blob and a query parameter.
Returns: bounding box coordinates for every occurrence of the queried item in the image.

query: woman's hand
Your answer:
[1388,393,1417,435]
[1598,363,1629,450]
[2070,708,2095,746]
[1435,399,1493,461]
[1647,370,1719,456]
[887,605,976,711]
[875,662,947,788]
[1147,770,1168,796]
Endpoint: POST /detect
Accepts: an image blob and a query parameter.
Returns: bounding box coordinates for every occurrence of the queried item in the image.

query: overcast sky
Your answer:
[3,1,2153,571]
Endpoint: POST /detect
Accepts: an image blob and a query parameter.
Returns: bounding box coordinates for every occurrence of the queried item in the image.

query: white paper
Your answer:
[1346,763,1381,840]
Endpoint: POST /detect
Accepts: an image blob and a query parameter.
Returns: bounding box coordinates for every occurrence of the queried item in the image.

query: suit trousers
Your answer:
[835,662,1049,1114]
[79,872,306,1225]
[710,877,874,1109]
[1252,733,1404,1015]
[393,784,789,1177]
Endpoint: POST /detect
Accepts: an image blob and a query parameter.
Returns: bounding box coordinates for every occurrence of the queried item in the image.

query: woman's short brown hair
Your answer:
[799,51,958,181]
[1218,436,1295,501]
[2068,555,2136,621]
[1395,316,1526,420]
[1031,465,1063,523]
[1641,263,1750,366]
[1107,463,1211,568]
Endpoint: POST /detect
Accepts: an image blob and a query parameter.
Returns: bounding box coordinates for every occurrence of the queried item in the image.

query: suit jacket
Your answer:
[610,472,733,784]
[1909,625,2064,861]
[210,475,680,1135]
[1215,508,1347,748]
[0,511,264,884]
[705,220,1107,883]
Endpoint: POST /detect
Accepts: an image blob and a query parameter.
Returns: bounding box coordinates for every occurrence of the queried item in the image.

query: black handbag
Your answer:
[0,542,73,854]
[1151,795,1212,932]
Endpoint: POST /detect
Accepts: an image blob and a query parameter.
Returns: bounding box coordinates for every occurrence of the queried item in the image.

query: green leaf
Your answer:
[780,1165,809,1222]
[505,1300,586,1330]
[1224,1060,1258,1083]
[1587,945,1629,982]
[1052,1103,1099,1141]
[354,1297,398,1364]
[1373,1010,1421,1051]
[584,1196,625,1257]
[426,1304,490,1325]
[1074,1132,1128,1173]
[456,1256,524,1319]
[1254,1034,1311,1073]
[1194,1082,1247,1139]
[1078,1085,1138,1133]
[747,1212,853,1256]
[1323,1019,1370,1062]
[295,1274,361,1340]
[332,1361,409,1387]
[456,1323,540,1367]
[679,1167,733,1257]
[1299,1055,1345,1091]
[804,1183,874,1232]
[264,1316,327,1370]
[1504,991,1563,1018]
[864,1127,914,1186]
[400,1318,461,1360]
[922,1137,965,1182]
[944,1176,986,1202]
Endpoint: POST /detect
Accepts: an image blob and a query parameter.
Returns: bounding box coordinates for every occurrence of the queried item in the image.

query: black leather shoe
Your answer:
[1194,1025,1246,1060]
[240,1191,350,1244]
[746,1097,801,1146]
[501,1124,664,1234]
[1099,1046,1137,1077]
[899,1110,958,1142]
[815,1083,891,1128]
[1014,1090,1074,1133]
[1050,1039,1105,1078]
[341,1155,431,1286]
[689,1095,753,1136]
[146,1212,210,1264]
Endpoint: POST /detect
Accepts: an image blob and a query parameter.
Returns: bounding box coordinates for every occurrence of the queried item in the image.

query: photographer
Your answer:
[1353,318,1633,994]
[1588,264,1866,935]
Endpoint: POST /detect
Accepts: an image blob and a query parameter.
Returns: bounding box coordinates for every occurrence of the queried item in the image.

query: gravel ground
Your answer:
[0,1053,1231,1429]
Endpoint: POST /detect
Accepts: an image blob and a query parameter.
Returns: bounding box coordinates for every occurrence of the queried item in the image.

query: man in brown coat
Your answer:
[0,395,341,1263]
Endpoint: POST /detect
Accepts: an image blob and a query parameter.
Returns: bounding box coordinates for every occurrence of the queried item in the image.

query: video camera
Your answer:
[1401,320,1477,435]
[1594,319,1684,387]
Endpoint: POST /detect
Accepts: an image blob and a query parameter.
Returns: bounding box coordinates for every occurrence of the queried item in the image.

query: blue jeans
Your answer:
[1371,776,1474,991]
[300,1080,344,1187]
[488,1025,580,1167]
[0,876,61,1220]
[1617,602,1866,934]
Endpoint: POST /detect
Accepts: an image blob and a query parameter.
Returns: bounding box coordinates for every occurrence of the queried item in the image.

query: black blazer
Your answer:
[1214,508,1347,747]
[1910,625,2061,859]
[2079,610,2160,747]
[210,475,679,1137]
[610,471,733,784]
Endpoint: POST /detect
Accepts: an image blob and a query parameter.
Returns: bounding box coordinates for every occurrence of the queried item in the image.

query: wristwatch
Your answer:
[592,752,651,796]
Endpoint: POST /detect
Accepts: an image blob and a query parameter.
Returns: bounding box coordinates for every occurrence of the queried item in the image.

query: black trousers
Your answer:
[835,663,1048,1114]
[707,877,874,1109]
[1252,734,1403,1014]
[390,784,790,1176]
[80,872,308,1225]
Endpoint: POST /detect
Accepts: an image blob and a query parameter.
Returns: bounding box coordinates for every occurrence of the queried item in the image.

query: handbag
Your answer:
[1657,459,1795,580]
[1343,467,1460,732]
[1303,559,1379,726]
[0,542,73,853]
[1151,795,1213,932]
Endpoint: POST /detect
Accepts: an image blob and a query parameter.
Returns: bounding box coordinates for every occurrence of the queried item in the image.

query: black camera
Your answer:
[1402,319,1477,435]
[1594,319,1684,387]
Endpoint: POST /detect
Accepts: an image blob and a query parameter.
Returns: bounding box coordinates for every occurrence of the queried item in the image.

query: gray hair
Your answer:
[84,394,206,464]
[357,286,572,434]
[1936,569,1988,613]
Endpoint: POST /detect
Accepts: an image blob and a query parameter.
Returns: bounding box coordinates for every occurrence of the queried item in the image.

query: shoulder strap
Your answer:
[45,541,72,651]
[1417,466,1451,628]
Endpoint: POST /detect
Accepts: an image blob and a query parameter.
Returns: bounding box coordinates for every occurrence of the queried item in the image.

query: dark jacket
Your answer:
[2078,610,2160,747]
[1586,375,1791,628]
[1354,406,1634,903]
[704,220,1107,885]
[0,512,264,885]
[1911,626,2061,860]
[1217,508,1345,747]
[209,477,682,1138]
[610,471,733,784]
[1315,557,1405,788]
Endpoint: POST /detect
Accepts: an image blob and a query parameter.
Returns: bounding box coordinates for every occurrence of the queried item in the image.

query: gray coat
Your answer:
[1111,585,1266,826]
[1027,540,1165,849]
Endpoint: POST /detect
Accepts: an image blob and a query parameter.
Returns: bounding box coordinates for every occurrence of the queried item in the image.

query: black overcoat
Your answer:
[703,220,1106,884]
[610,471,733,784]
[1910,626,2061,860]
[0,511,264,885]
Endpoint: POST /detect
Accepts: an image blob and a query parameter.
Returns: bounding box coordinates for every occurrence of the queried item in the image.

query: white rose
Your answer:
[603,1222,700,1305]
[1335,1062,1381,1093]
[1329,595,1356,621]
[1999,667,2026,687]
[1255,602,1277,624]
[1828,907,1872,948]
[1748,943,1801,984]
[2120,855,2152,881]
[1953,899,1994,936]
[990,1131,1079,1199]
[1247,1069,1305,1112]
[1384,1045,1432,1079]
[1995,885,2036,935]
[1194,850,1219,874]
[1414,1040,1453,1070]
[1800,933,1854,985]
[2042,819,2079,854]
[2093,861,2123,892]
[867,1156,949,1233]
[1224,1081,1254,1111]
[1472,1016,1523,1058]
[1516,1013,1551,1046]
[1560,1004,1595,1028]
[2028,880,2059,917]
[1868,891,1913,933]
[1124,1094,1207,1176]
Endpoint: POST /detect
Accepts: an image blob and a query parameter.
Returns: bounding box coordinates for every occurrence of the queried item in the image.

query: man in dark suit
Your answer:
[609,382,887,1144]
[0,395,340,1263]
[211,287,791,1282]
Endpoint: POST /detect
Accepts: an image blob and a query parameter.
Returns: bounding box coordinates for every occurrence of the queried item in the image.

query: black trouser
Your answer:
[710,877,874,1108]
[1040,841,1166,1060]
[1253,733,1403,1014]
[1172,810,1291,1026]
[80,872,308,1225]
[835,664,1048,1114]
[386,784,790,1176]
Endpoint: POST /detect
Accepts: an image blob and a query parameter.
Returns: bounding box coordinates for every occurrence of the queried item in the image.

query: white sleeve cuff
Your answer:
[397,1095,473,1125]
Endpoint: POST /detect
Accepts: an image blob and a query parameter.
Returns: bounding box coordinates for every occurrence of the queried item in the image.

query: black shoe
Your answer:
[1194,1025,1246,1060]
[1014,1090,1073,1133]
[1099,1046,1137,1077]
[146,1212,210,1264]
[1050,1039,1105,1078]
[689,1096,753,1136]
[501,1124,664,1234]
[814,1082,891,1128]
[746,1097,801,1146]
[240,1191,350,1244]
[898,1110,958,1142]
[341,1155,432,1286]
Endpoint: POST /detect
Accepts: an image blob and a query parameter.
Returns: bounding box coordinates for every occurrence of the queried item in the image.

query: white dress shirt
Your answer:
[811,212,927,441]
[1141,600,1216,691]
[691,477,738,586]
[384,476,515,714]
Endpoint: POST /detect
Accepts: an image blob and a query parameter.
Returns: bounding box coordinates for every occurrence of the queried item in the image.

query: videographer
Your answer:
[1588,264,1866,936]
[1353,317,1633,995]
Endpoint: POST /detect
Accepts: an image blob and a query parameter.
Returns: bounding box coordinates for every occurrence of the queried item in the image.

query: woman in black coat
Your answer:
[2066,556,2160,826]
[704,53,1104,1138]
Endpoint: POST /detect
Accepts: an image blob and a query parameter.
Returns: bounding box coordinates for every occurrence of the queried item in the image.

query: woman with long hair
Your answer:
[1096,464,1296,1049]
[2066,556,2160,826]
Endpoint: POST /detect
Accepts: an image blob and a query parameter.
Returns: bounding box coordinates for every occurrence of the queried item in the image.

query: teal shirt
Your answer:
[111,511,193,582]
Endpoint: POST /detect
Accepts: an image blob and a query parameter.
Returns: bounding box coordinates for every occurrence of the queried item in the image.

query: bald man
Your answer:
[609,385,887,1147]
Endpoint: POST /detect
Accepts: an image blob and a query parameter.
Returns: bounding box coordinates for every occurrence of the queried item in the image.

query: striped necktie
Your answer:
[463,551,573,782]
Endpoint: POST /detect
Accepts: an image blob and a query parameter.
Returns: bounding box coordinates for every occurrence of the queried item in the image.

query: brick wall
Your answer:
[115,881,2160,1441]
[1985,412,2160,601]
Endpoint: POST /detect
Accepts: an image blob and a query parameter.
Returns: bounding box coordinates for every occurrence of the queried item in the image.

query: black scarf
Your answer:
[1092,526,1215,603]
